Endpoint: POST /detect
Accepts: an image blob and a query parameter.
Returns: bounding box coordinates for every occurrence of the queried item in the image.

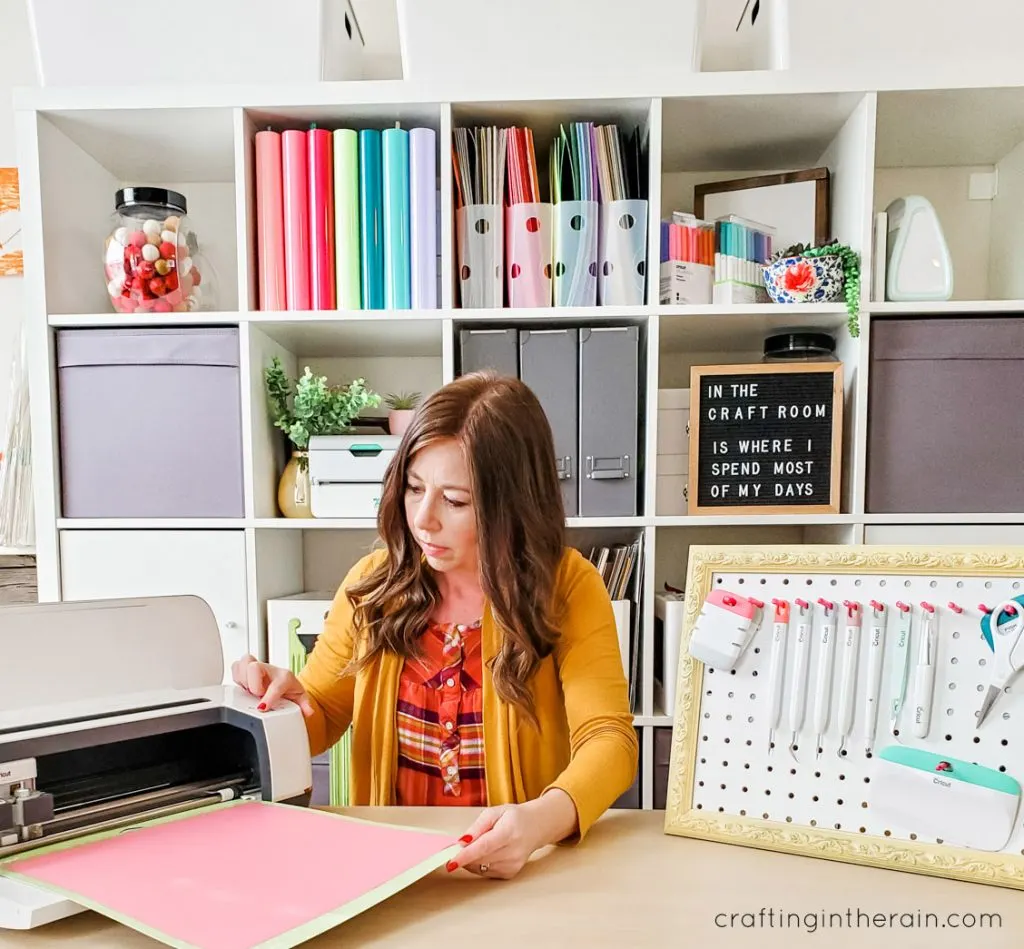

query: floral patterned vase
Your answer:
[764,254,844,304]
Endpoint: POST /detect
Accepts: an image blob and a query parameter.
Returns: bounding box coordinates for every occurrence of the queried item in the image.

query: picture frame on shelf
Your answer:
[694,167,831,254]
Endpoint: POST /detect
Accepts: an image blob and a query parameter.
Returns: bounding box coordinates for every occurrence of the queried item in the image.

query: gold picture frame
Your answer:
[663,544,1024,890]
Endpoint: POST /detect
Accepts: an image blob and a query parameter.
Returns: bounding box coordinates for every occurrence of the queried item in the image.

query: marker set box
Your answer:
[665,546,1024,890]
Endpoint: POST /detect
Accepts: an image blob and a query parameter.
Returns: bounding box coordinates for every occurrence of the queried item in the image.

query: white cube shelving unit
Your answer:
[15,67,1024,810]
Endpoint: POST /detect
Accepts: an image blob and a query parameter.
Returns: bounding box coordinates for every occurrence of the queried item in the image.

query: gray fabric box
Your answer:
[867,317,1024,513]
[56,327,245,518]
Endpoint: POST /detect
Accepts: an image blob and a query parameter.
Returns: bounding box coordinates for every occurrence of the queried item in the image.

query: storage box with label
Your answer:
[308,435,402,518]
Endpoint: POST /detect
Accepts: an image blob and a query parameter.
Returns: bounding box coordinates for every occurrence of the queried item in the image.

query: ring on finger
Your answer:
[478,863,489,874]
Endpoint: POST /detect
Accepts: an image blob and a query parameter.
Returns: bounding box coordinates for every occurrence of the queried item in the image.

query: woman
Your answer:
[233,371,638,879]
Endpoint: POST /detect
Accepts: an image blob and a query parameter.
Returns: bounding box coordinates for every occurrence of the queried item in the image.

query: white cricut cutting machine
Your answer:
[0,595,312,930]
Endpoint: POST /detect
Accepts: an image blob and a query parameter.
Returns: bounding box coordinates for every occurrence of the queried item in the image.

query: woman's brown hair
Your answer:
[345,370,566,721]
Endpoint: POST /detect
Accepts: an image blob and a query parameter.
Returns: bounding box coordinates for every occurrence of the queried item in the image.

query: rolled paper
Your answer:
[382,127,411,310]
[254,130,286,311]
[358,129,384,310]
[333,129,361,310]
[281,129,311,310]
[409,127,437,309]
[308,125,336,310]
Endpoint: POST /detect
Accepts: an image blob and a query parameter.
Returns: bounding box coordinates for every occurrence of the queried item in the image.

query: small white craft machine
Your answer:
[0,595,313,931]
[308,434,402,518]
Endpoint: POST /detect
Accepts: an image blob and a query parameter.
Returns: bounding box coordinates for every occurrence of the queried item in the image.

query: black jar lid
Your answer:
[115,187,187,216]
[763,331,836,359]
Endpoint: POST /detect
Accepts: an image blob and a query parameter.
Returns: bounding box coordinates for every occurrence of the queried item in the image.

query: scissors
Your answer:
[977,597,1024,728]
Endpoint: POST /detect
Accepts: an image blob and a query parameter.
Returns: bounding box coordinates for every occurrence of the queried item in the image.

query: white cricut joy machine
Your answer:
[0,595,312,930]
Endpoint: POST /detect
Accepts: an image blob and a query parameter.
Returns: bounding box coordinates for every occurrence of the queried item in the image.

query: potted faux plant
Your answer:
[264,356,381,517]
[763,239,861,337]
[385,391,421,436]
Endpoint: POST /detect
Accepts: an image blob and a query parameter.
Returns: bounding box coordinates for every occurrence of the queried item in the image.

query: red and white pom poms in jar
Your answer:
[103,187,214,314]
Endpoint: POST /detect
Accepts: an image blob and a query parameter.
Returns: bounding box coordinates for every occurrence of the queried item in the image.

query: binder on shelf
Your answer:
[458,327,518,378]
[382,126,411,309]
[505,126,551,308]
[358,129,384,309]
[519,328,578,516]
[506,202,552,308]
[453,125,507,308]
[552,199,599,307]
[578,325,639,517]
[598,198,648,306]
[332,128,361,310]
[455,204,503,308]
[550,123,598,307]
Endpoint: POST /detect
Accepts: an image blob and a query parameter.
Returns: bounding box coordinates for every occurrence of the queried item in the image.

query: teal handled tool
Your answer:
[977,596,1024,729]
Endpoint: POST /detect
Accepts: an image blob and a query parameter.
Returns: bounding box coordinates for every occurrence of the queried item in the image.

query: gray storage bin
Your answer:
[867,316,1024,513]
[56,327,245,518]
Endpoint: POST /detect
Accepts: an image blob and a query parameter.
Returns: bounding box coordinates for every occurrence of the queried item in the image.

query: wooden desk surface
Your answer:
[1,807,1021,948]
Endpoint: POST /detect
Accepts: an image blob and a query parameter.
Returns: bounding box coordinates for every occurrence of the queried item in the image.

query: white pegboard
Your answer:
[691,569,1024,854]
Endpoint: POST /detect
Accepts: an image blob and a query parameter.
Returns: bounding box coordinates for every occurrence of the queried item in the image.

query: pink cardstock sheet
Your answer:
[0,800,461,949]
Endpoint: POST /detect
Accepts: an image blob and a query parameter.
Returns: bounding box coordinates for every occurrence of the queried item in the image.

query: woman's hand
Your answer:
[446,790,579,880]
[230,654,315,717]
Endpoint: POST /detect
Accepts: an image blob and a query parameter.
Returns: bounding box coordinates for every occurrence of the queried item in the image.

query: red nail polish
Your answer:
[445,860,457,873]
[459,835,473,844]
[257,703,266,711]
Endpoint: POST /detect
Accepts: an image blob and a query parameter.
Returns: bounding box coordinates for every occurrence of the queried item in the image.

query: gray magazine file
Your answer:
[519,328,579,517]
[458,328,518,377]
[579,325,639,516]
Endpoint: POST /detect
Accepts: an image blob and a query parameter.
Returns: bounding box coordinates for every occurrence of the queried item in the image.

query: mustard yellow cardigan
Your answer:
[297,545,639,839]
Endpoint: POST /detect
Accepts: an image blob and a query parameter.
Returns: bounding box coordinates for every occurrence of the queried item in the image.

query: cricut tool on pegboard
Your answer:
[888,600,913,737]
[977,596,1024,729]
[811,598,837,759]
[911,601,937,738]
[686,588,763,671]
[835,600,862,758]
[786,598,812,760]
[861,600,887,754]
[765,598,790,754]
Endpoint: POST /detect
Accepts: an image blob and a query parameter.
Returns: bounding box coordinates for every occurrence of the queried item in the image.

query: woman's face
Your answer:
[404,438,478,577]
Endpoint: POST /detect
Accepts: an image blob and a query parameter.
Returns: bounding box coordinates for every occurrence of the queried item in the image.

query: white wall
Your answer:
[0,0,38,443]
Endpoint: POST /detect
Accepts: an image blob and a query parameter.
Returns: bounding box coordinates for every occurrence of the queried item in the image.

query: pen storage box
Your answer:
[505,202,552,308]
[866,316,1024,513]
[456,204,503,308]
[55,327,244,518]
[598,199,648,306]
[552,200,598,307]
[871,746,1022,852]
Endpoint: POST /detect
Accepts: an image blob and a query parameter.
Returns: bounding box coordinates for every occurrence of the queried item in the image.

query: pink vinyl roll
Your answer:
[254,130,286,311]
[308,126,335,310]
[282,129,311,310]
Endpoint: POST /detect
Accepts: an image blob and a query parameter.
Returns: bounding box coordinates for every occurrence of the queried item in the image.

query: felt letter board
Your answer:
[687,363,842,515]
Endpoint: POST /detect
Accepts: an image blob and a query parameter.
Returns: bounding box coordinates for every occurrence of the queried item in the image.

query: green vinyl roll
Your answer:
[333,129,361,310]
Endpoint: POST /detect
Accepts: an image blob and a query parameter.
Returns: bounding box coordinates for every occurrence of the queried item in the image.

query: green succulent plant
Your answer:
[385,391,422,410]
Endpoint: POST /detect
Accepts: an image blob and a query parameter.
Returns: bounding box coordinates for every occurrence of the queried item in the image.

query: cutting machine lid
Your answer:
[0,595,224,713]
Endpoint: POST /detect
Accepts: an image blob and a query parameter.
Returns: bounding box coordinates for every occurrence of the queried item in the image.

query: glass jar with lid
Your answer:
[761,331,838,363]
[102,187,216,314]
